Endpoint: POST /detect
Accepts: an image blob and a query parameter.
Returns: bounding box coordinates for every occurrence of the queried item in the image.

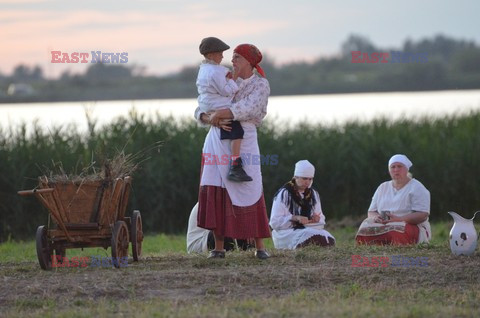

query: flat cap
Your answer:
[199,37,230,55]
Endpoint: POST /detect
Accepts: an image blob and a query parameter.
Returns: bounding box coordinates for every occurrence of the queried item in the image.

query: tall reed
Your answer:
[2,110,480,241]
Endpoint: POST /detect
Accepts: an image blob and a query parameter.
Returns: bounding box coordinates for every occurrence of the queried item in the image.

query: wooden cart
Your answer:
[18,176,143,270]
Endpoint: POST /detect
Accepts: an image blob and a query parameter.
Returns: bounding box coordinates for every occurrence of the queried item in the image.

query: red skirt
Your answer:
[356,223,419,245]
[197,185,271,239]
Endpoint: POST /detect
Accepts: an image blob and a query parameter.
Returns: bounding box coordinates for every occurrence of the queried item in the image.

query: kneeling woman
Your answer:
[269,160,335,249]
[355,154,431,245]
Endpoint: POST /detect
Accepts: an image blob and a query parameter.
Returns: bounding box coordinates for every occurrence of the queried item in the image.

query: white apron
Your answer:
[200,122,263,207]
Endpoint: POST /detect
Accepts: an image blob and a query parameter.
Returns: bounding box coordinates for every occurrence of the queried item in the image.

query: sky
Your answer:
[1,0,479,79]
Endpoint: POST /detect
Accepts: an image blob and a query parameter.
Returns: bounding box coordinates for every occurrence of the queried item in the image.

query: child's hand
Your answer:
[226,71,233,79]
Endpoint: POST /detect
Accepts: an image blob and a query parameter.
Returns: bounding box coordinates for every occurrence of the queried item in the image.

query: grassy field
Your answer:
[1,221,479,318]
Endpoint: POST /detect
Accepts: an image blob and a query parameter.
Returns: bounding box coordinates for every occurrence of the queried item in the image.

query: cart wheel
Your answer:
[36,225,52,270]
[111,221,129,268]
[131,210,143,262]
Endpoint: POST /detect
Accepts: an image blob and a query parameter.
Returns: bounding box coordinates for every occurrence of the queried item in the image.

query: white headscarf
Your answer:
[294,160,315,178]
[388,154,413,170]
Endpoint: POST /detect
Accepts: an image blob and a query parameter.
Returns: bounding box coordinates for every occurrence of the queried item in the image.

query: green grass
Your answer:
[3,288,479,318]
[0,222,451,263]
[0,233,189,263]
[0,223,476,318]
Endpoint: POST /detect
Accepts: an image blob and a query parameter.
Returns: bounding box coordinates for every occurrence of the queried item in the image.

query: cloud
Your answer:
[2,1,479,78]
[0,0,52,3]
[0,8,288,76]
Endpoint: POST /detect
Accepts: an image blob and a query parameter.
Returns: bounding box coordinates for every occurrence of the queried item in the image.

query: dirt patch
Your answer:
[1,247,480,311]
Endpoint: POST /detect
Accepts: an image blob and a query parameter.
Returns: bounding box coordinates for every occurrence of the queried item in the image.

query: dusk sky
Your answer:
[1,0,479,78]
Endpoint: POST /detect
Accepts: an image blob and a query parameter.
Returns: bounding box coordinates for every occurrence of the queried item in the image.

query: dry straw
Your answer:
[42,141,162,184]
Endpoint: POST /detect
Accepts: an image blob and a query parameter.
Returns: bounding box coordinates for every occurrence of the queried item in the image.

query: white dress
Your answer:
[365,178,431,243]
[195,74,270,207]
[269,188,335,249]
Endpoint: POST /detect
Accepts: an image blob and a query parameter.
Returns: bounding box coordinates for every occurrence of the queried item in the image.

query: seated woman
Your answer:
[269,160,335,249]
[355,154,431,245]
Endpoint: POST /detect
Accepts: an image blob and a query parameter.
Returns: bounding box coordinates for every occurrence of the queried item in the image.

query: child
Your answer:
[196,36,252,182]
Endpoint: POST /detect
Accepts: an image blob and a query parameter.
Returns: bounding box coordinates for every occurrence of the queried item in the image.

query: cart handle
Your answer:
[18,188,55,196]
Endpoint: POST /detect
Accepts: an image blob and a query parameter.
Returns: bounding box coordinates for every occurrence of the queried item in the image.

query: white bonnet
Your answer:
[388,154,413,170]
[294,160,315,178]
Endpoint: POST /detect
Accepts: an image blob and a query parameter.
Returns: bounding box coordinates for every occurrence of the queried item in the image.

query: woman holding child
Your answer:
[355,154,431,245]
[194,38,271,259]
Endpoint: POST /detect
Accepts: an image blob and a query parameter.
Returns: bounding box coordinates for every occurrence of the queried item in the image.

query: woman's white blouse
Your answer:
[230,74,270,127]
[368,178,431,243]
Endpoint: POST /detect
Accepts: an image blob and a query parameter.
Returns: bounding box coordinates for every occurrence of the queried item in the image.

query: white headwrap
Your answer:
[388,154,413,170]
[294,160,315,178]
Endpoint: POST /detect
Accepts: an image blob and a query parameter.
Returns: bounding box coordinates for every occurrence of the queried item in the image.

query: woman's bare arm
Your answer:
[387,211,428,225]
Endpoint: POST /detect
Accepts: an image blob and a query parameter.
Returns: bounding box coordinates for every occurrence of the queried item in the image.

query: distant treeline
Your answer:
[1,33,480,103]
[2,111,480,241]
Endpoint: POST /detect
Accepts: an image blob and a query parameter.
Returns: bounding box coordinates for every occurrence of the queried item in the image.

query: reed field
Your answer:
[2,111,480,316]
[2,110,480,241]
[0,222,479,317]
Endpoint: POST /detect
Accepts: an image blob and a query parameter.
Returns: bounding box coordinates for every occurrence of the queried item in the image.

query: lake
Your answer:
[1,89,480,133]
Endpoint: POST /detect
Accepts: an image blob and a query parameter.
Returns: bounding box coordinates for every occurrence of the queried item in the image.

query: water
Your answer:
[1,89,480,133]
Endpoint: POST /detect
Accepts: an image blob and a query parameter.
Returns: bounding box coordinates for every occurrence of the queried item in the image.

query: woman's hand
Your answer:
[218,119,232,130]
[210,109,234,127]
[376,212,404,224]
[311,214,321,223]
[384,213,403,223]
[370,211,384,224]
[291,215,309,225]
[209,111,222,127]
[373,216,384,224]
[206,111,231,129]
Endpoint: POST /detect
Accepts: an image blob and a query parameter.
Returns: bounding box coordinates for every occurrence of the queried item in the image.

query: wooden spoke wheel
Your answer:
[111,221,129,268]
[131,210,143,262]
[36,225,53,270]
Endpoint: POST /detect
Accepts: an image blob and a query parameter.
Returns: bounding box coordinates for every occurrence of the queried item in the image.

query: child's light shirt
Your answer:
[196,60,239,113]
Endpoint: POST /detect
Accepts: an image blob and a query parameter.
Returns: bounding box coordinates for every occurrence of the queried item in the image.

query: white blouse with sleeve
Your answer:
[230,74,270,127]
[368,178,431,243]
[269,188,334,249]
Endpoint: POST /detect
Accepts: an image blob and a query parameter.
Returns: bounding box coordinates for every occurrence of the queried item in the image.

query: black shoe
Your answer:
[255,250,270,260]
[207,250,226,259]
[227,158,253,182]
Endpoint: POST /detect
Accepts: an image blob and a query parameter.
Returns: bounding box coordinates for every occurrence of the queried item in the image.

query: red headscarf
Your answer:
[233,44,266,77]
